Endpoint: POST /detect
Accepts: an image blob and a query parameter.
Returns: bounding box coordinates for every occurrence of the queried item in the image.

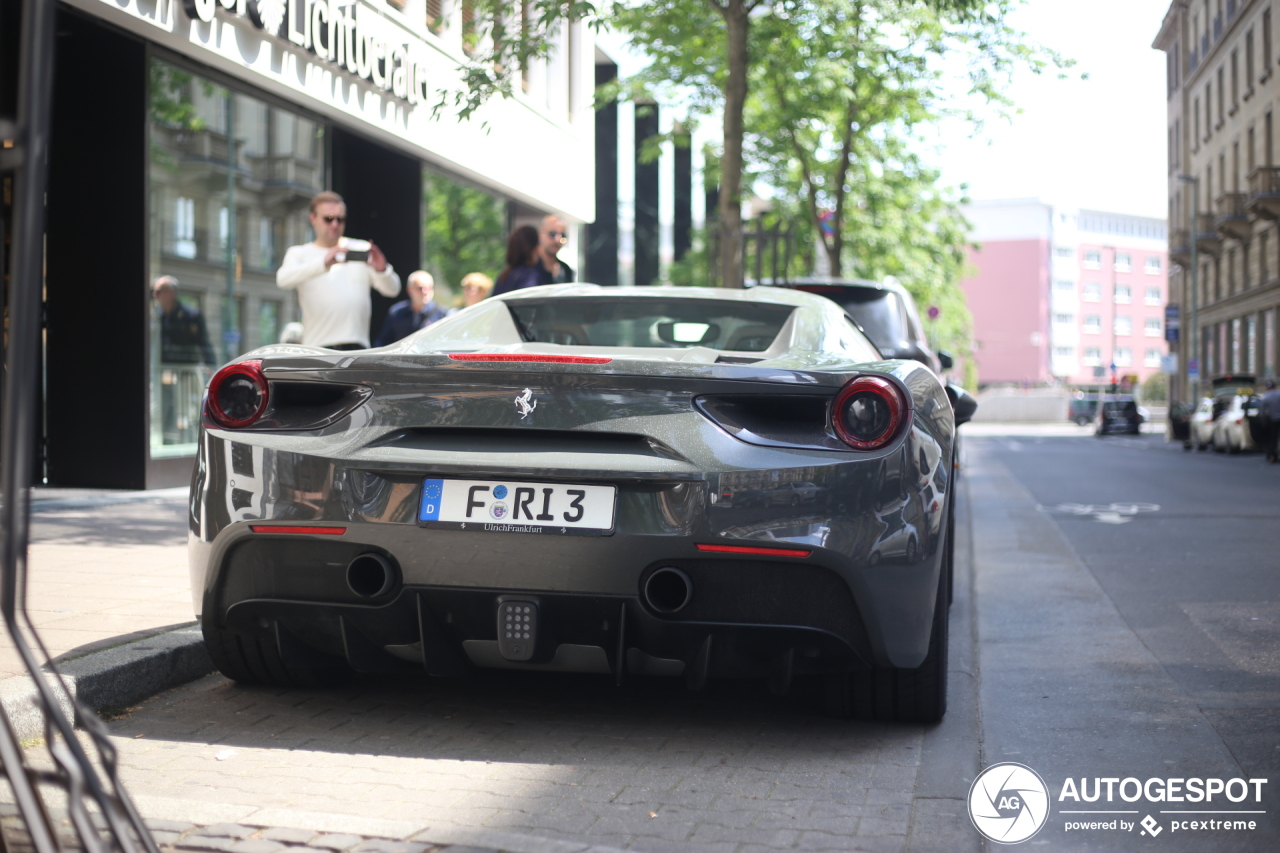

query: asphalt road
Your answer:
[967,431,1280,851]
[91,429,1280,852]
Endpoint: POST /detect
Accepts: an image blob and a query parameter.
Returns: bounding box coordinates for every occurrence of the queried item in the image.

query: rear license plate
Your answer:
[418,478,617,536]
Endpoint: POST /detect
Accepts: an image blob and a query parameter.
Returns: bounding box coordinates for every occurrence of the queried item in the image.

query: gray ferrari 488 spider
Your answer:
[189,284,975,722]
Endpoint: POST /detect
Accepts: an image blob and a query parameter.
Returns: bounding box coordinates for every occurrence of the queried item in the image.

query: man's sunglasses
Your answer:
[321,215,346,224]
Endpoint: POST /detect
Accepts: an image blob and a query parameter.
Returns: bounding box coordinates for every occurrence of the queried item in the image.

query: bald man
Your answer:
[374,270,448,346]
[535,215,575,284]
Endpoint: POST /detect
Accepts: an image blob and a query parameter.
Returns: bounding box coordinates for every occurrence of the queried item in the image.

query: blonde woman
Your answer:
[451,272,494,313]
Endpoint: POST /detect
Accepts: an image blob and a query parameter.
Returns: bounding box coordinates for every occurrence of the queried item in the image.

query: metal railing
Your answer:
[0,0,160,847]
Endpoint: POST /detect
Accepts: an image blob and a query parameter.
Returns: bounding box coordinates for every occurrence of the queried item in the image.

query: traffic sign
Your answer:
[1188,358,1200,382]
[927,305,940,320]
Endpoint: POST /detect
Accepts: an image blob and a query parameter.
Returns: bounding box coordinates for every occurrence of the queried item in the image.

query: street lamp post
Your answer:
[1178,174,1200,406]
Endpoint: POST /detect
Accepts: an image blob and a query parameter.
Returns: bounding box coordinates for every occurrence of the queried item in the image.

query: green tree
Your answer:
[422,172,507,304]
[747,1,1062,278]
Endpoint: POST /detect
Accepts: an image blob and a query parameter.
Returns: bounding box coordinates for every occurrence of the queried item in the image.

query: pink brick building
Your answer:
[961,200,1170,388]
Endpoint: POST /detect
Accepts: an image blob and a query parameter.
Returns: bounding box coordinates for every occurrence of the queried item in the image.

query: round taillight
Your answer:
[832,376,907,450]
[207,360,269,428]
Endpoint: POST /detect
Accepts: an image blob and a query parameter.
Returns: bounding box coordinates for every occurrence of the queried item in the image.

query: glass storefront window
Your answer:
[148,59,325,458]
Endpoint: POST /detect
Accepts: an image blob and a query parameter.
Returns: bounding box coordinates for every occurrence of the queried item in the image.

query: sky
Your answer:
[932,0,1172,219]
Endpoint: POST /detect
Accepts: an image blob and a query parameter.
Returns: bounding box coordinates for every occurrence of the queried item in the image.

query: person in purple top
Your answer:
[491,225,542,295]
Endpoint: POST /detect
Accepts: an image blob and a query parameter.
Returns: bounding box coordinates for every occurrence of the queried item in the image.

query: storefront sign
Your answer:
[181,0,430,105]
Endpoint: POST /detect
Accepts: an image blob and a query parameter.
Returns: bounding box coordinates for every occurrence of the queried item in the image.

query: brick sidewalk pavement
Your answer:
[0,494,194,680]
[101,671,922,853]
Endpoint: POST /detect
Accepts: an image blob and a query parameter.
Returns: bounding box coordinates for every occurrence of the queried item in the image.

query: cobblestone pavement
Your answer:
[104,672,927,853]
[1,497,194,679]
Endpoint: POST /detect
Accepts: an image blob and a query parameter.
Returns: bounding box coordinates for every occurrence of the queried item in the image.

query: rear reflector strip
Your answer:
[448,354,612,364]
[250,525,347,535]
[696,543,811,558]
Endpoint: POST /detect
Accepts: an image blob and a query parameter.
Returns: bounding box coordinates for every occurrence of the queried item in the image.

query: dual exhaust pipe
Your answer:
[643,567,693,614]
[346,553,397,599]
[348,554,694,615]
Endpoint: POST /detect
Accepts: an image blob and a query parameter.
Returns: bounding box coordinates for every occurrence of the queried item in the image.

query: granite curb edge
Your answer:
[0,623,213,740]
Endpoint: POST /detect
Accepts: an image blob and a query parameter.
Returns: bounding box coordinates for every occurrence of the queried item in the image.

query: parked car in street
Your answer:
[753,278,952,375]
[1069,393,1100,426]
[1212,394,1258,453]
[1169,401,1193,448]
[190,284,977,723]
[1190,397,1220,450]
[1095,396,1144,435]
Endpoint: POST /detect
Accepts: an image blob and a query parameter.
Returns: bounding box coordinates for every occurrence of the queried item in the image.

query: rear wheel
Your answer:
[824,572,948,723]
[202,619,348,688]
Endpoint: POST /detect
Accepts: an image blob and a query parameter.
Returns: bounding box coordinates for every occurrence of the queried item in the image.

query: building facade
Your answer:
[961,200,1170,388]
[1,0,600,488]
[1155,0,1280,407]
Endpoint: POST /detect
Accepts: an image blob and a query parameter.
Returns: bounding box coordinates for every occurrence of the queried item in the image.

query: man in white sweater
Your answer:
[276,191,401,350]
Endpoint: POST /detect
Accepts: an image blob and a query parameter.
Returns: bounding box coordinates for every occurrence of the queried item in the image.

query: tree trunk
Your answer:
[718,0,749,287]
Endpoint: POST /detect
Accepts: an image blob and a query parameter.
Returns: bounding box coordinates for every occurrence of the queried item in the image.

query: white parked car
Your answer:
[1212,394,1257,453]
[1190,398,1218,451]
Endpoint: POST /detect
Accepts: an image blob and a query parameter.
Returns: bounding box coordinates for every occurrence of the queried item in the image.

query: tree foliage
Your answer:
[422,172,507,305]
[431,0,601,122]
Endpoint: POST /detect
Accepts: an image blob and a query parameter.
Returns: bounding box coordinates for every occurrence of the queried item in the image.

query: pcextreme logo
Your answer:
[968,762,1270,844]
[969,763,1051,844]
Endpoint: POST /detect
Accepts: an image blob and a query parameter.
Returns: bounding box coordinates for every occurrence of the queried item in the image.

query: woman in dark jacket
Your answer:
[492,225,542,295]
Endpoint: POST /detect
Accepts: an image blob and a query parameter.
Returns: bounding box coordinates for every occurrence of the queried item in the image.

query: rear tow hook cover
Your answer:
[498,599,538,661]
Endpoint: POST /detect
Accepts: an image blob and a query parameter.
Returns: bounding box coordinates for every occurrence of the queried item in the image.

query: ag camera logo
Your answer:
[969,762,1051,844]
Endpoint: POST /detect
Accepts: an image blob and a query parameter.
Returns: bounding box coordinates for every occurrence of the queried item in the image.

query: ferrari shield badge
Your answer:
[515,388,537,419]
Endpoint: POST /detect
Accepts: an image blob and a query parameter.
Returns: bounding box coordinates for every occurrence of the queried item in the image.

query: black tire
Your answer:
[202,619,348,688]
[823,571,948,723]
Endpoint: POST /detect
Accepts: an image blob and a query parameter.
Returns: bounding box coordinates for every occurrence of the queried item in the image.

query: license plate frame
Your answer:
[418,477,617,536]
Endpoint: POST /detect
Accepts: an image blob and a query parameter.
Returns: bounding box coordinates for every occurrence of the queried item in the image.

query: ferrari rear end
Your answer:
[189,288,960,720]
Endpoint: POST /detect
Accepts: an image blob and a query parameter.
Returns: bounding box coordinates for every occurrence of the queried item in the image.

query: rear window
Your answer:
[793,286,906,350]
[506,298,795,352]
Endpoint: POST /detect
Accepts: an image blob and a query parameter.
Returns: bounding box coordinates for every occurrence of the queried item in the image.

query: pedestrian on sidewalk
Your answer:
[276,191,401,350]
[374,271,448,346]
[492,225,541,296]
[450,272,494,314]
[535,215,574,284]
[1261,379,1280,463]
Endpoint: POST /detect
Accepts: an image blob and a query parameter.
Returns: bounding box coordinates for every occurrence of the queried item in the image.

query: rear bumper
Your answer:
[190,424,949,670]
[221,583,875,682]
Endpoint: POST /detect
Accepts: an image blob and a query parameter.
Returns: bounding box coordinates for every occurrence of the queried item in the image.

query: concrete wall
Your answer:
[971,388,1071,423]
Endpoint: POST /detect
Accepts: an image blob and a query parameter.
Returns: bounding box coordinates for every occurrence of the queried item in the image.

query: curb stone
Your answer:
[0,624,212,740]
